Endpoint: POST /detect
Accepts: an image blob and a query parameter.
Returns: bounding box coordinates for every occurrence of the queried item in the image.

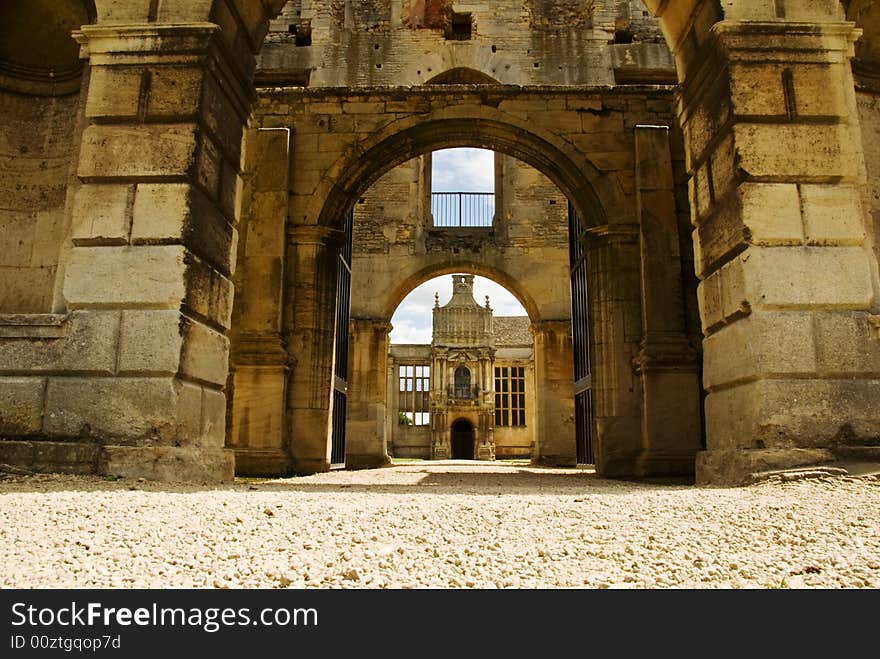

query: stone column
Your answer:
[430,350,449,459]
[682,17,880,483]
[633,126,703,476]
[585,226,644,476]
[52,22,253,482]
[386,355,396,456]
[345,318,393,469]
[283,225,342,474]
[227,128,291,476]
[531,320,576,466]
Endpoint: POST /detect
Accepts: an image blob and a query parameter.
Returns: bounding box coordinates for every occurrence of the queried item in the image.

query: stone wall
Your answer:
[350,152,570,319]
[259,0,673,87]
[0,88,81,313]
[856,88,880,276]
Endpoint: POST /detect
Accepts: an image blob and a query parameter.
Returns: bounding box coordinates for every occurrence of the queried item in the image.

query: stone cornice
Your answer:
[74,24,221,60]
[286,224,345,246]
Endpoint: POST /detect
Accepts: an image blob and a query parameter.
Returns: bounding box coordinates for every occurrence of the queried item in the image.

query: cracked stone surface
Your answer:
[1,461,878,589]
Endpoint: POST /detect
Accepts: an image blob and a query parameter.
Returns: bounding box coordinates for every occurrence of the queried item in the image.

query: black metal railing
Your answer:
[431,192,495,227]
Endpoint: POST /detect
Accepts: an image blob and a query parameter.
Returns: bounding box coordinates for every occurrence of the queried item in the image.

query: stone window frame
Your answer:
[453,365,472,398]
[495,366,526,427]
[399,364,430,426]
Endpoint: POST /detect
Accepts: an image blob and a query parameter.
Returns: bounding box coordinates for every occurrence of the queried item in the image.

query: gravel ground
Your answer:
[1,460,878,589]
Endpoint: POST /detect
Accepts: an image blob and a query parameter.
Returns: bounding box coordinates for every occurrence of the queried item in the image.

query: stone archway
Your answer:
[228,81,705,479]
[0,0,877,486]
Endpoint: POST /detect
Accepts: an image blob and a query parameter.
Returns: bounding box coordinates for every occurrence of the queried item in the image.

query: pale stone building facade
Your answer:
[0,1,878,486]
[388,275,536,461]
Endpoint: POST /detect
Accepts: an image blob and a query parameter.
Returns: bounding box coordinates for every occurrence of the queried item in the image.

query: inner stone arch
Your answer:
[384,271,536,463]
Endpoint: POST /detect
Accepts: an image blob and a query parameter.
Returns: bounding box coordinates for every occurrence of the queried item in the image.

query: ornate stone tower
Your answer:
[429,275,496,460]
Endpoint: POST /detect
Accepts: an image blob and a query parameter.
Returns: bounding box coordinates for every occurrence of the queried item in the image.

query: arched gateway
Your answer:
[0,1,876,487]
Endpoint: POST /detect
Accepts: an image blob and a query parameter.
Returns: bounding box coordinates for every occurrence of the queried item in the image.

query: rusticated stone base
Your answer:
[233,449,294,477]
[104,446,234,483]
[0,439,234,483]
[344,452,393,470]
[695,448,836,486]
[636,449,698,477]
[291,457,331,475]
[532,454,577,468]
[0,439,101,475]
[598,449,697,478]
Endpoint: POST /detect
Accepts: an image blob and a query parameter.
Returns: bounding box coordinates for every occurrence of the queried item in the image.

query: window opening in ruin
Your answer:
[446,12,473,41]
[495,366,526,427]
[612,28,634,44]
[399,365,431,426]
[288,21,312,47]
[430,148,495,228]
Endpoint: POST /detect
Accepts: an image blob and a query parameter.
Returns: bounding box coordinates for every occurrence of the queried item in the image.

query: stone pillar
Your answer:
[346,318,393,469]
[430,350,450,459]
[633,126,703,476]
[227,128,291,476]
[531,320,576,466]
[586,227,644,476]
[283,225,341,474]
[49,22,253,482]
[385,355,396,456]
[682,17,880,483]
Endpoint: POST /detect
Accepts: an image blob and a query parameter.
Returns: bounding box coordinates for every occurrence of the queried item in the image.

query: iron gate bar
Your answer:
[569,201,595,465]
[330,209,354,467]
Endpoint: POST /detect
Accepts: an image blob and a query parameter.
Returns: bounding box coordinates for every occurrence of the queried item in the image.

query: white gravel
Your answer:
[1,460,878,589]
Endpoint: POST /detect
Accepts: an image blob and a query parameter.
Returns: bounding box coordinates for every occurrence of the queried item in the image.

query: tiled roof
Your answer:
[494,316,531,346]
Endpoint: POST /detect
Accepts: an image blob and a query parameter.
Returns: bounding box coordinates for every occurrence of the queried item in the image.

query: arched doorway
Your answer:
[227,82,708,479]
[451,419,475,460]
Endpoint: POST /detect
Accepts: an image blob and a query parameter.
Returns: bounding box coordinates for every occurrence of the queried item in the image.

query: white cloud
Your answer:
[390,274,527,344]
[432,148,494,192]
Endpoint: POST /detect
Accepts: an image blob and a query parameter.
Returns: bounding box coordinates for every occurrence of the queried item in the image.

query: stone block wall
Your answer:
[0,88,82,313]
[259,0,673,87]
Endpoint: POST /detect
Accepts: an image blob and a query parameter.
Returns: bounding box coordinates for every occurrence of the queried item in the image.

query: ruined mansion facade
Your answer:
[0,1,878,485]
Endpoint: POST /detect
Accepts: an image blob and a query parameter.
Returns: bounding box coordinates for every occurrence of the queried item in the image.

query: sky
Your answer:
[389,148,527,344]
[430,147,494,192]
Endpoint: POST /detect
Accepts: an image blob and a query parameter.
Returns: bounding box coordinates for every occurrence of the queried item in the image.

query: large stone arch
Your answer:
[248,82,691,476]
[0,0,878,486]
[313,112,612,233]
[344,258,563,471]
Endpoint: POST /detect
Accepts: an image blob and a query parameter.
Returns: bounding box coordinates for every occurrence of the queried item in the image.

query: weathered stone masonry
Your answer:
[0,1,877,486]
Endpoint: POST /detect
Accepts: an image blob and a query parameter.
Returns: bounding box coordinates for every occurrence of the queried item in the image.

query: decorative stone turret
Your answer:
[431,275,494,348]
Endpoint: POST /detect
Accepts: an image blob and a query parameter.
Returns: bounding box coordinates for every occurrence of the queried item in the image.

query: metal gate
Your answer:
[569,201,594,465]
[330,209,354,467]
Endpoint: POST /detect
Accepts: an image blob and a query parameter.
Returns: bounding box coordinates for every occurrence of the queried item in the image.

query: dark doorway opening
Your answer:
[451,419,475,459]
